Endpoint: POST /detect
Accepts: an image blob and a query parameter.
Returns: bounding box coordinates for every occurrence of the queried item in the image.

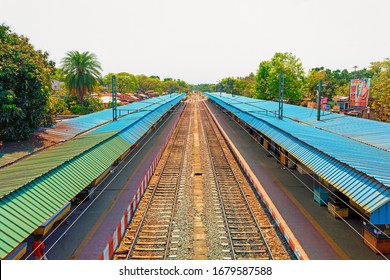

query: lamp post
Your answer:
[316,80,327,121]
[278,74,284,120]
[353,66,358,78]
[112,75,117,121]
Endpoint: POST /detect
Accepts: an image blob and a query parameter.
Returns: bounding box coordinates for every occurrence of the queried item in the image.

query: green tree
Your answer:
[53,68,66,81]
[136,75,162,92]
[303,68,326,100]
[103,72,115,91]
[61,51,102,104]
[254,52,305,103]
[369,58,390,122]
[192,84,215,92]
[48,96,72,116]
[103,72,138,93]
[219,77,236,93]
[64,94,104,115]
[117,72,138,93]
[241,73,256,97]
[175,79,190,92]
[163,80,180,93]
[0,24,55,141]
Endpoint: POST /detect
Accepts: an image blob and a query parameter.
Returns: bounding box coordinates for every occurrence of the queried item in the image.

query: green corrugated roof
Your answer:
[0,131,117,197]
[0,93,184,259]
[0,135,129,259]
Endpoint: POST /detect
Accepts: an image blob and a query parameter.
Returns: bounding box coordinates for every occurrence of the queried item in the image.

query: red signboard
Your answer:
[350,79,370,107]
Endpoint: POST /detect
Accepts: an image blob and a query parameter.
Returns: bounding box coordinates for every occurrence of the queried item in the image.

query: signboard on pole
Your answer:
[350,78,370,107]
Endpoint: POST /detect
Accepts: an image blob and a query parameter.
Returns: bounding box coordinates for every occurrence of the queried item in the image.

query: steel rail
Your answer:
[197,97,237,260]
[200,100,274,260]
[125,104,191,260]
[163,103,192,259]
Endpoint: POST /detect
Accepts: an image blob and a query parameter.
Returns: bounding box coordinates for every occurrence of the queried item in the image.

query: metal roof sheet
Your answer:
[206,93,390,214]
[0,94,182,169]
[55,94,180,137]
[216,93,390,152]
[0,132,115,197]
[0,94,184,259]
[0,135,129,259]
[0,94,184,198]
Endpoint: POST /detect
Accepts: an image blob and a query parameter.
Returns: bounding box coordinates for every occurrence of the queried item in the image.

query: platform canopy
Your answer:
[206,92,390,224]
[0,94,184,259]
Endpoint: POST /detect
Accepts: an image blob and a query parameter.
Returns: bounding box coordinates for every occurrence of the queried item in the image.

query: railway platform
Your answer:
[205,99,386,260]
[20,96,387,260]
[31,103,184,260]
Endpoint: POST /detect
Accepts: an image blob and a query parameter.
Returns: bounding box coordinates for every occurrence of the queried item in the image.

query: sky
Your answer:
[1,0,389,84]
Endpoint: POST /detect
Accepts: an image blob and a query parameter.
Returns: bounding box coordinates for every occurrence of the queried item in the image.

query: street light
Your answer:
[278,74,284,120]
[316,80,327,121]
[112,75,117,121]
[217,80,221,97]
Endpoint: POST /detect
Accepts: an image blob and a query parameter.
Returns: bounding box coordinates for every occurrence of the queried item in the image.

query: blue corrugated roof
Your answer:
[53,94,181,137]
[206,93,390,214]
[217,93,390,152]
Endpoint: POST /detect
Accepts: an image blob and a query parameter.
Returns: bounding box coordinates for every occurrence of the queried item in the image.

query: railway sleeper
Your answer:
[226,215,254,220]
[225,212,252,216]
[158,182,180,186]
[224,207,251,212]
[143,219,171,223]
[236,257,270,260]
[155,191,175,195]
[224,220,254,225]
[141,230,169,234]
[141,225,169,229]
[114,250,129,255]
[221,193,244,197]
[114,255,127,260]
[130,255,164,260]
[234,249,267,254]
[138,235,167,239]
[149,200,175,203]
[220,192,243,196]
[148,207,174,211]
[133,247,165,251]
[232,242,264,247]
[229,225,257,229]
[231,236,261,240]
[137,241,166,245]
[230,231,260,235]
[148,202,174,205]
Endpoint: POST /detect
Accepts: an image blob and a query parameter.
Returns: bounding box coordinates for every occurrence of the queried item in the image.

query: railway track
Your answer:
[198,100,274,260]
[114,103,192,260]
[114,94,291,260]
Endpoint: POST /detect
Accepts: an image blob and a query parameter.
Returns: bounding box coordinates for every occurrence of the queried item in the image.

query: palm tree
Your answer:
[61,51,102,104]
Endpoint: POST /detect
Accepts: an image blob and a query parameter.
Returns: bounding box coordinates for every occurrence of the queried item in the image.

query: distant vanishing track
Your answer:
[114,94,291,260]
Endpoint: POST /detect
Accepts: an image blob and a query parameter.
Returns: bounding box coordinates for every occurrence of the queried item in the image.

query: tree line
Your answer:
[193,53,389,121]
[0,25,190,141]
